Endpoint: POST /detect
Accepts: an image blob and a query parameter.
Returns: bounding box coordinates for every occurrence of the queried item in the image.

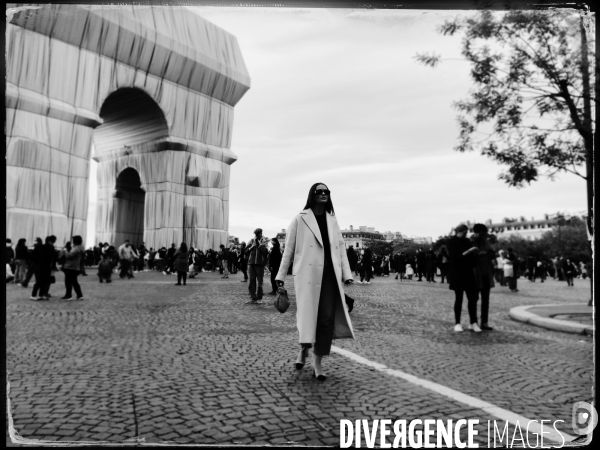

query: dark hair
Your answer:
[6,239,11,244]
[72,235,83,246]
[17,238,27,247]
[472,223,488,234]
[180,242,188,253]
[220,244,225,249]
[303,182,335,215]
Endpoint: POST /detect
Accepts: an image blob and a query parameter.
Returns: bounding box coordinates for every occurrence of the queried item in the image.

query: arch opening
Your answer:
[112,168,145,247]
[91,88,167,247]
[94,87,169,156]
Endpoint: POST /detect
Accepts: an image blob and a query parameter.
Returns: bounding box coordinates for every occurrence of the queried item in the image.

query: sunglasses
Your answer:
[315,189,331,196]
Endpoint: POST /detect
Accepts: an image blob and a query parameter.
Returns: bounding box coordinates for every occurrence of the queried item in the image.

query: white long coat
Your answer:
[276,209,355,344]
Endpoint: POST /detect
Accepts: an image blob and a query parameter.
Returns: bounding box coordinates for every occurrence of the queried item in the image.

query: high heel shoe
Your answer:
[295,347,308,370]
[312,369,327,381]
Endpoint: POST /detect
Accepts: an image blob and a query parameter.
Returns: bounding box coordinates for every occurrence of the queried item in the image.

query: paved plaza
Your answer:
[6,270,594,446]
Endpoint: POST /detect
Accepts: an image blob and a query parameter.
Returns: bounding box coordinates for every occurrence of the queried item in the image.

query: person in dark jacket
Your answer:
[471,224,495,330]
[246,229,269,302]
[165,243,177,275]
[416,248,426,282]
[563,258,577,286]
[31,235,57,301]
[360,247,373,284]
[21,238,42,288]
[425,249,437,282]
[395,252,407,280]
[98,252,113,283]
[6,239,16,275]
[268,238,283,295]
[219,244,230,279]
[14,238,30,284]
[446,224,480,333]
[347,245,358,276]
[173,242,190,285]
[60,235,85,300]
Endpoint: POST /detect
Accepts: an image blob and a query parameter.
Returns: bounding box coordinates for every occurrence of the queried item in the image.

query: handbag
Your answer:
[344,294,355,313]
[274,287,290,313]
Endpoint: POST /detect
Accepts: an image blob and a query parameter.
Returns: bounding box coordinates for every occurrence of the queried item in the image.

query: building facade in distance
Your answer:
[276,225,431,249]
[468,214,558,240]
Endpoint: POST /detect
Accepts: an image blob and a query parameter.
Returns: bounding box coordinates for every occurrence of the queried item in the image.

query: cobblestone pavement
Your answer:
[6,270,593,446]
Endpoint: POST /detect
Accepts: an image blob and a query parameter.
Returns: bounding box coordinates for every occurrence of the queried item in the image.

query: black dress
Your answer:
[302,212,343,356]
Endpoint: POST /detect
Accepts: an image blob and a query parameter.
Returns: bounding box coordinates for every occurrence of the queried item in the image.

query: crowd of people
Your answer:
[6,231,591,303]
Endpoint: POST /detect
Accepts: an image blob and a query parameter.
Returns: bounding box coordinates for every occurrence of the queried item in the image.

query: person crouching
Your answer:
[98,253,113,283]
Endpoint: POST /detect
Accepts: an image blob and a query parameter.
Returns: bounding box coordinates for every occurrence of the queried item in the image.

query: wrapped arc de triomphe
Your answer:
[6,4,250,250]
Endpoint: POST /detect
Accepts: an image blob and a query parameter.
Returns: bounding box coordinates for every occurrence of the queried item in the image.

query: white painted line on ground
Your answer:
[331,346,575,444]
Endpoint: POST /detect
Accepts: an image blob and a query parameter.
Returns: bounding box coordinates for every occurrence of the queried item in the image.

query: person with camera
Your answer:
[60,235,85,301]
[245,229,269,302]
[275,183,355,381]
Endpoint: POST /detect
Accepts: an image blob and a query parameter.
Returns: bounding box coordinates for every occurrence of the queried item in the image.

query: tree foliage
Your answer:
[416,9,595,187]
[362,239,394,255]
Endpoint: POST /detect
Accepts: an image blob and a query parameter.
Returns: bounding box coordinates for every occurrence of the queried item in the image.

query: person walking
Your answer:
[118,240,134,279]
[275,182,355,380]
[238,242,248,282]
[268,238,282,295]
[174,243,190,285]
[471,224,495,331]
[564,258,577,286]
[164,243,177,275]
[447,224,480,332]
[29,236,54,300]
[347,245,358,276]
[21,238,42,288]
[503,248,519,292]
[360,247,373,284]
[60,235,86,301]
[246,229,269,302]
[13,239,29,285]
[382,255,390,276]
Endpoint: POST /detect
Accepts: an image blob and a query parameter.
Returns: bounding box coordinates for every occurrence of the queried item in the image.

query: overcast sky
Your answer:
[86,7,586,247]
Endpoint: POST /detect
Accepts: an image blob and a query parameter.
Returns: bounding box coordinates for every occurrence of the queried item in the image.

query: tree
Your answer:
[391,240,429,256]
[363,239,393,255]
[416,9,594,237]
[416,9,595,303]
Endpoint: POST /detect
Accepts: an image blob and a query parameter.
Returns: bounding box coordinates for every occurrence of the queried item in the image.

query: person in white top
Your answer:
[405,264,414,280]
[495,250,506,286]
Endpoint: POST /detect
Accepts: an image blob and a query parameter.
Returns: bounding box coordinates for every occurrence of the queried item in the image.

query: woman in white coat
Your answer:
[276,183,355,380]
